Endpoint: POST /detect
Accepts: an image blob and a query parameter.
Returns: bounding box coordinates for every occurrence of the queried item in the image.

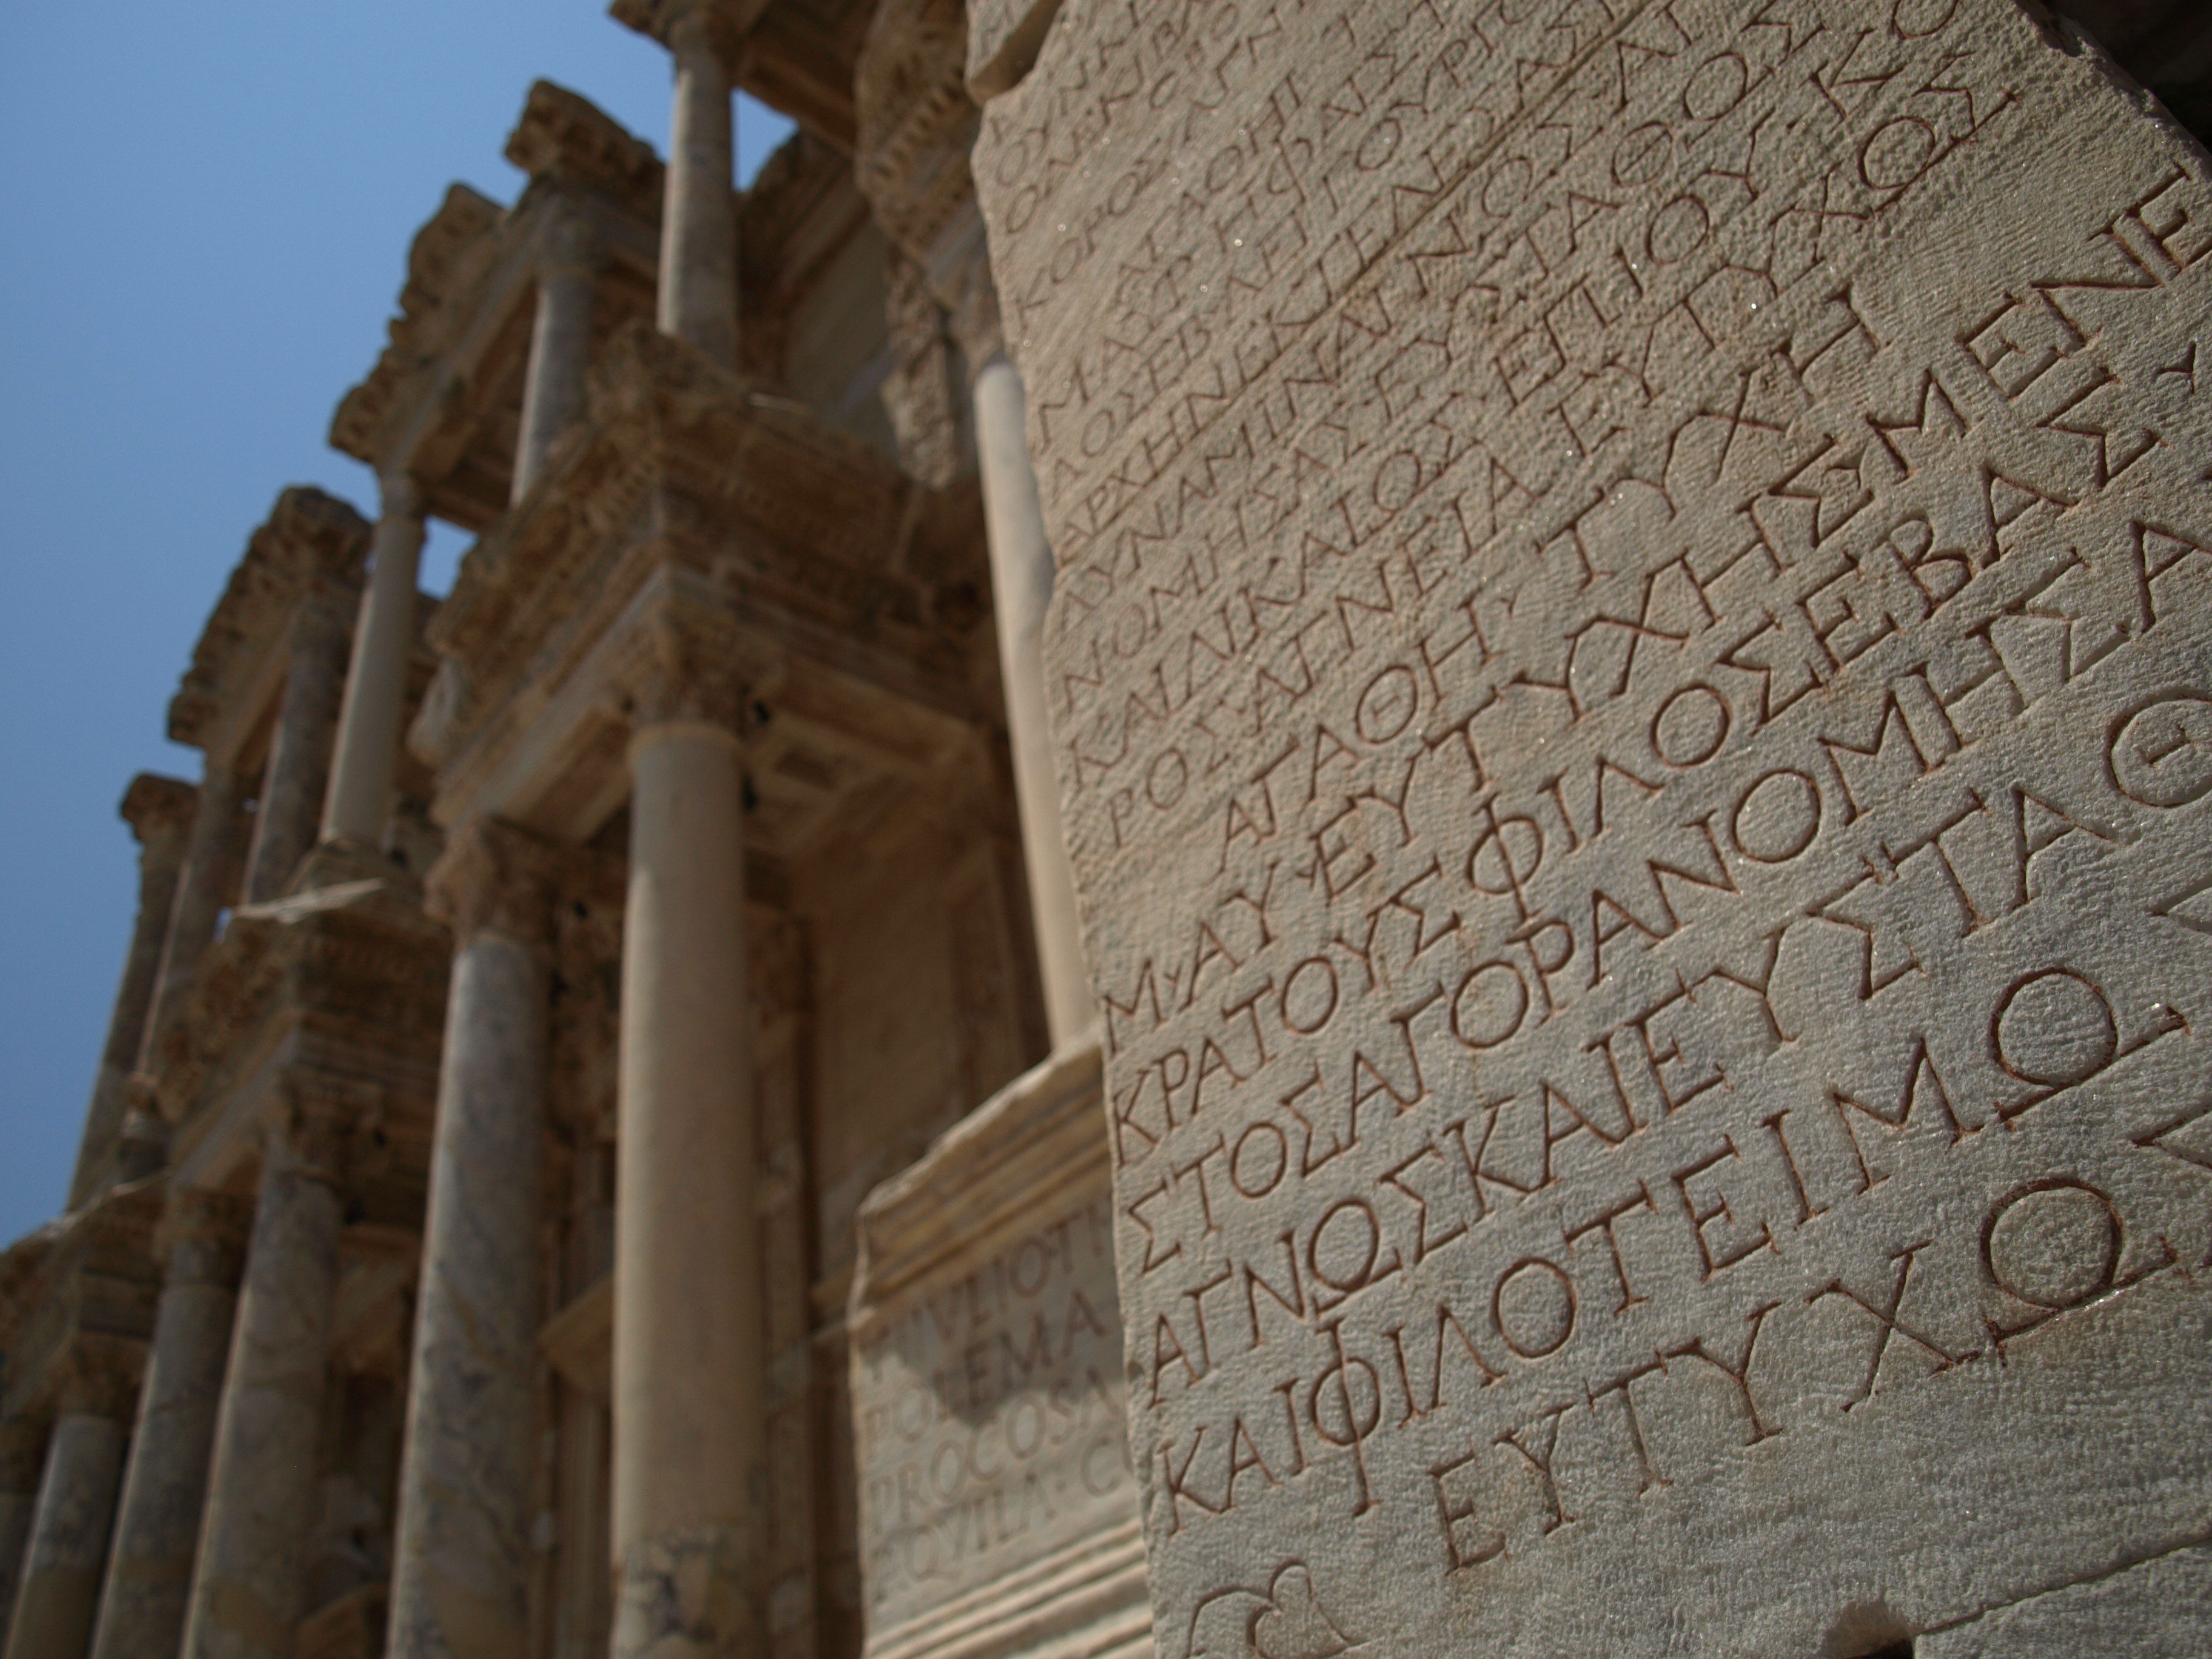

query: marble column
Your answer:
[242,591,354,904]
[658,4,739,366]
[611,697,763,1657]
[514,210,603,503]
[0,1422,47,1641]
[2,1386,132,1659]
[972,352,1096,1046]
[87,1190,248,1659]
[68,775,196,1210]
[321,471,426,849]
[386,818,557,1659]
[179,1102,346,1659]
[141,764,246,1068]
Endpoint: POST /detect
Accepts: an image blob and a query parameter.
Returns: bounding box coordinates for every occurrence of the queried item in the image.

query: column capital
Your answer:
[611,585,779,737]
[610,0,743,72]
[538,199,607,280]
[375,468,427,525]
[119,775,197,853]
[425,816,564,948]
[271,1077,373,1189]
[155,1187,252,1288]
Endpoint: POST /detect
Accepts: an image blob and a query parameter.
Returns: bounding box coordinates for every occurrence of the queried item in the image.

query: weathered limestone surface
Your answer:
[69,774,196,1210]
[0,1421,42,1640]
[850,1041,1147,1659]
[181,1117,344,1659]
[2,1412,127,1659]
[89,1190,247,1659]
[243,594,354,904]
[973,2,2212,1654]
[611,667,763,1659]
[385,819,557,1659]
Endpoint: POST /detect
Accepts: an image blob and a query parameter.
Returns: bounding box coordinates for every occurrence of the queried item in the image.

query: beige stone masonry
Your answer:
[974,1,2212,1655]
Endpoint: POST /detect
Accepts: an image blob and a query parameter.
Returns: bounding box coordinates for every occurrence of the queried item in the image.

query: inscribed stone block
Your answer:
[973,2,2212,1652]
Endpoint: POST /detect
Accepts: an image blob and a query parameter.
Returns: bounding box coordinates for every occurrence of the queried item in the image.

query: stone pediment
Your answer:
[166,487,370,752]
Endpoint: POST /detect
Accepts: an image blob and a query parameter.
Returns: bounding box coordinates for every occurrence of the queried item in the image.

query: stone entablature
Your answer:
[0,1185,160,1427]
[148,871,447,1210]
[166,488,368,763]
[420,322,994,850]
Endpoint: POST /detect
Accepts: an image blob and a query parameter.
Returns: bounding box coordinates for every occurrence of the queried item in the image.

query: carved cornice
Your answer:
[424,321,954,796]
[425,815,564,947]
[609,0,751,67]
[329,184,506,468]
[167,488,372,750]
[149,883,449,1133]
[504,81,665,224]
[0,1184,161,1424]
[120,773,198,850]
[855,0,982,275]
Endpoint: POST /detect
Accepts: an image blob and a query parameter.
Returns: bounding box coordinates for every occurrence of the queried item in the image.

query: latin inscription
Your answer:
[851,1196,1133,1618]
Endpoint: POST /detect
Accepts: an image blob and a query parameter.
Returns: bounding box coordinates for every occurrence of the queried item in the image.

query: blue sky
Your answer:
[0,2,793,1244]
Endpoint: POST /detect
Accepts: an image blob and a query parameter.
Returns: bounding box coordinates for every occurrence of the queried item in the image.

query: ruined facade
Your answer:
[4,4,2210,1659]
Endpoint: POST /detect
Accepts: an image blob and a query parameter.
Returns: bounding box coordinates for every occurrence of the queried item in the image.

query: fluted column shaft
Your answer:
[2,1411,129,1659]
[387,821,555,1659]
[515,215,602,502]
[179,1118,344,1659]
[658,8,739,366]
[89,1193,246,1659]
[69,777,195,1209]
[0,1423,47,1642]
[611,720,762,1657]
[973,354,1095,1045]
[321,472,426,848]
[243,592,353,903]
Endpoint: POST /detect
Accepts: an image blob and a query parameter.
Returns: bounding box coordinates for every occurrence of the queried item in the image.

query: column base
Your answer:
[610,1524,756,1659]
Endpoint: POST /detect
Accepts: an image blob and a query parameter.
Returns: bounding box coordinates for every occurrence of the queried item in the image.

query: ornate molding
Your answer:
[504,81,664,224]
[167,488,372,750]
[425,815,564,947]
[120,773,197,850]
[609,578,766,734]
[610,0,746,71]
[855,0,982,273]
[330,184,505,468]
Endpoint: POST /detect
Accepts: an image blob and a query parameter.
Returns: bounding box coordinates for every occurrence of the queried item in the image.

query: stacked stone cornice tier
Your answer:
[146,878,447,1216]
[330,97,669,531]
[0,1186,161,1427]
[421,323,996,856]
[165,488,369,760]
[504,78,668,227]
